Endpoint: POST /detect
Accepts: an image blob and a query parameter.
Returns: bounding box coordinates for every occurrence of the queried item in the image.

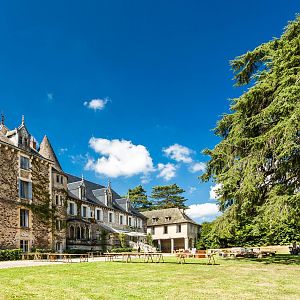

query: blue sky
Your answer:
[0,1,298,222]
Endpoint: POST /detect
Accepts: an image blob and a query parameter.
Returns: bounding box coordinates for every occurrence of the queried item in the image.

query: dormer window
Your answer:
[80,186,86,200]
[165,216,171,222]
[152,217,159,224]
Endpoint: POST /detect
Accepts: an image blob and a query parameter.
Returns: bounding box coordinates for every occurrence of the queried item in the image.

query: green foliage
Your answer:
[100,230,108,252]
[150,184,187,209]
[0,249,22,261]
[201,15,300,247]
[110,247,133,253]
[128,185,152,211]
[119,232,126,248]
[146,233,153,246]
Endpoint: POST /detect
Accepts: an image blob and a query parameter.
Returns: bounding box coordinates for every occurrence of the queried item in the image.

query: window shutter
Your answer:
[74,203,77,215]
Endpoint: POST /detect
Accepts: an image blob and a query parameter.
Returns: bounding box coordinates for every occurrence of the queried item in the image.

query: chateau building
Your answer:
[142,208,200,253]
[0,115,146,252]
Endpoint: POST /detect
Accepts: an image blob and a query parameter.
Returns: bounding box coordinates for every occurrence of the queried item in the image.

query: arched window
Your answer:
[76,227,81,239]
[81,227,86,239]
[69,226,75,239]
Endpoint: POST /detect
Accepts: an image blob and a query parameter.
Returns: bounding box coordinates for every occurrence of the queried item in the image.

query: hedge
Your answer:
[0,249,22,261]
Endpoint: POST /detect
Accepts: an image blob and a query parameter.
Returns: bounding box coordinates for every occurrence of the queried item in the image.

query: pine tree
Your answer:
[201,16,300,246]
[128,185,152,211]
[151,184,187,209]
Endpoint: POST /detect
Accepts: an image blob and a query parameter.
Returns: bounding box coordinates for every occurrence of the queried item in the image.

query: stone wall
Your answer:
[30,158,52,249]
[0,146,19,249]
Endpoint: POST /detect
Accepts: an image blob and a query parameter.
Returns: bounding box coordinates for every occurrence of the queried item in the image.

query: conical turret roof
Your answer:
[39,135,62,171]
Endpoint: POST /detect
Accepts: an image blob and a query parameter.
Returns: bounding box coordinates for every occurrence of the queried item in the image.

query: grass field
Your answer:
[1,255,299,300]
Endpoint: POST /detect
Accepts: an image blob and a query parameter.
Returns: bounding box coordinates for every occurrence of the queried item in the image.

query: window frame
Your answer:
[164,225,168,234]
[20,240,29,252]
[20,156,30,170]
[20,209,29,228]
[19,179,32,200]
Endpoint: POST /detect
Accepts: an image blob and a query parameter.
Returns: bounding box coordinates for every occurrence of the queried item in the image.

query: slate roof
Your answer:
[66,173,146,219]
[142,207,199,226]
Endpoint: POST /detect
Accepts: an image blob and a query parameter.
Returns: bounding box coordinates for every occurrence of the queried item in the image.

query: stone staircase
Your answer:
[129,241,157,252]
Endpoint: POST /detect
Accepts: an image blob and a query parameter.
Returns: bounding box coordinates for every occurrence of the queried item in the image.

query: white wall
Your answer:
[147,223,189,239]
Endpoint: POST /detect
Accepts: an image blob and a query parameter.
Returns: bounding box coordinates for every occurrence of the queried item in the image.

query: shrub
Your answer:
[0,249,22,261]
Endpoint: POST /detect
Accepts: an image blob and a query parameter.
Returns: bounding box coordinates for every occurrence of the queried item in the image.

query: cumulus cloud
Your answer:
[157,163,176,181]
[189,162,206,173]
[85,138,154,178]
[186,203,220,219]
[209,183,222,200]
[163,144,193,163]
[84,98,109,111]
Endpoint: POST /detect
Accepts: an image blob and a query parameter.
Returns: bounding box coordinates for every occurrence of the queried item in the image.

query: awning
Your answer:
[126,232,147,237]
[98,224,146,237]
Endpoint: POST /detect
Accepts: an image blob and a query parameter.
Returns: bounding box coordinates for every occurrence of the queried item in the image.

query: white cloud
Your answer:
[157,163,176,181]
[59,148,68,155]
[85,137,154,178]
[188,187,197,194]
[47,93,54,101]
[209,183,222,200]
[163,144,193,163]
[140,174,151,184]
[189,162,206,173]
[69,154,89,165]
[186,203,220,219]
[84,98,109,111]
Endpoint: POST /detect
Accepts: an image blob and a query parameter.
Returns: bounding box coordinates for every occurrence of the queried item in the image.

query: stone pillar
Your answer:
[158,239,161,251]
[171,238,174,253]
[184,238,189,250]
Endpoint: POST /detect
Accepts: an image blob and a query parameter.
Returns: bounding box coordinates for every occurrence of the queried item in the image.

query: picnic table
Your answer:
[175,250,216,265]
[103,252,164,263]
[22,252,89,263]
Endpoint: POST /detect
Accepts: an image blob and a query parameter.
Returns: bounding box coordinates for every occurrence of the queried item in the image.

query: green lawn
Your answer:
[1,255,299,300]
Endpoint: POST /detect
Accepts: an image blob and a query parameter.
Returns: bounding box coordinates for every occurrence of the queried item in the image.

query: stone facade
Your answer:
[0,115,147,252]
[0,119,57,251]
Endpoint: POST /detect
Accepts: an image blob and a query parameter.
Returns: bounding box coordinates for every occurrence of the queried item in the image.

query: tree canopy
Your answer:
[128,185,152,211]
[201,16,300,247]
[150,184,187,209]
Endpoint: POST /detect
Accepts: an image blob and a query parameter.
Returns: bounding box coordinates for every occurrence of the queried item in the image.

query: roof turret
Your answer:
[39,135,62,171]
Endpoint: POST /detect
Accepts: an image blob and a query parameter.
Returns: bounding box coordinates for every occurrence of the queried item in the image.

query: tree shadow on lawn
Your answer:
[112,260,220,266]
[245,254,300,265]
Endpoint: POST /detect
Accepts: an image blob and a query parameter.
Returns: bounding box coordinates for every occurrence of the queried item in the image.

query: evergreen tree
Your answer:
[151,184,187,209]
[128,185,152,211]
[201,16,300,246]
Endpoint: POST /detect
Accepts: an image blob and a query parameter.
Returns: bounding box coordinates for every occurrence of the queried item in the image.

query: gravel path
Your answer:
[0,257,110,269]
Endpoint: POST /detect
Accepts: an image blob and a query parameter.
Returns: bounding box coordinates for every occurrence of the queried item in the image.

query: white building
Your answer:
[142,208,200,253]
